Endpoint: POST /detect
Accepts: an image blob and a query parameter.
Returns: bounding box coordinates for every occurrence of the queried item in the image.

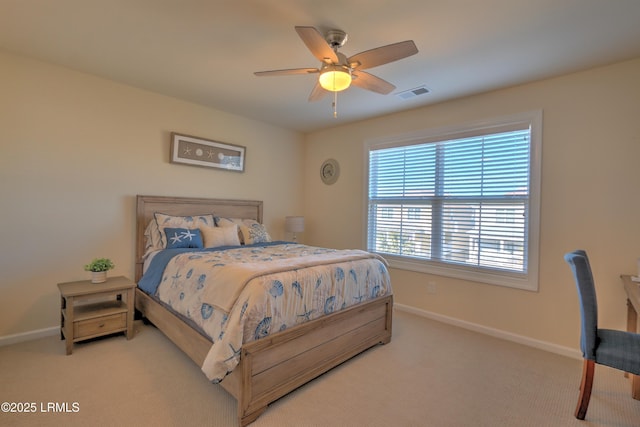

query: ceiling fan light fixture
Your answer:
[318,65,352,92]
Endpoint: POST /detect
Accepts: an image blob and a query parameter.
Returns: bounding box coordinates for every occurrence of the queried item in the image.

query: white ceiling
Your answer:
[2,0,640,133]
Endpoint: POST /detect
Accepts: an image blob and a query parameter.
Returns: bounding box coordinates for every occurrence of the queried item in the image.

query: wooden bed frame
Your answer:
[134,195,393,426]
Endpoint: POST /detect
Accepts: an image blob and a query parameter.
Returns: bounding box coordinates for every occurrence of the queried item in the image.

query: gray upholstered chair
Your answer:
[564,250,640,419]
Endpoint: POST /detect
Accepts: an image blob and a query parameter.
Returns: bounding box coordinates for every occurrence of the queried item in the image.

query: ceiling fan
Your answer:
[254,26,418,109]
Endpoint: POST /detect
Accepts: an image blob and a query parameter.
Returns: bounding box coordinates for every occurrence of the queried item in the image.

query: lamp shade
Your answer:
[318,65,352,92]
[285,216,305,233]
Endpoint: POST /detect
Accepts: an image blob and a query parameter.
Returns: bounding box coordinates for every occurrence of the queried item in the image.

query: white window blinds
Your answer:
[366,112,541,290]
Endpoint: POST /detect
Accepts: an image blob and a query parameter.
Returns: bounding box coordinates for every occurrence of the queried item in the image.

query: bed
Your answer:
[134,195,393,426]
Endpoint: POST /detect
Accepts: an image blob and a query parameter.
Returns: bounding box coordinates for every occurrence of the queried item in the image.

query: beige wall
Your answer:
[303,58,640,350]
[0,51,304,337]
[3,46,640,353]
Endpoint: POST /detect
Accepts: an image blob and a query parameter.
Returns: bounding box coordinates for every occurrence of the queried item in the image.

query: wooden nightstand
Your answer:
[58,276,135,355]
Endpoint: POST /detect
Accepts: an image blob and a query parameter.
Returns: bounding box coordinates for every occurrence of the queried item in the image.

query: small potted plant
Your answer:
[84,258,115,283]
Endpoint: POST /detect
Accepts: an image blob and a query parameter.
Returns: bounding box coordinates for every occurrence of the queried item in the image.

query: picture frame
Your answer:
[170,132,245,172]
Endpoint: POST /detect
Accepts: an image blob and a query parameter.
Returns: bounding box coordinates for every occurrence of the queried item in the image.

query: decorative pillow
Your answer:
[215,217,250,244]
[215,217,244,227]
[239,222,272,245]
[164,227,204,249]
[201,225,241,248]
[154,213,215,247]
[143,219,163,258]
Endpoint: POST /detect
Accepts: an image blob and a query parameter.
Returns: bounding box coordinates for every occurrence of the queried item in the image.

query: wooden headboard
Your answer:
[135,195,263,282]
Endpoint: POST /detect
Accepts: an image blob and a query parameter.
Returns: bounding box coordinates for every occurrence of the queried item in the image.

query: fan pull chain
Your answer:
[332,90,338,118]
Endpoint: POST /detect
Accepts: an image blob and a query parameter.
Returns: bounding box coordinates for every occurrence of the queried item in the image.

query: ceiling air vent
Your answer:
[396,85,430,100]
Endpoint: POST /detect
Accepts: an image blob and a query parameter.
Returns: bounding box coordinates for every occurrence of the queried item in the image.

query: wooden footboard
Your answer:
[135,289,392,426]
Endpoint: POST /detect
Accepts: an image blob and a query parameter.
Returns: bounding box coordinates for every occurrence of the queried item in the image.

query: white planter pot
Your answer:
[91,271,107,284]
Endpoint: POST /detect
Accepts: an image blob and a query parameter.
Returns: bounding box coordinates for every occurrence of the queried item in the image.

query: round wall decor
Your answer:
[320,158,340,185]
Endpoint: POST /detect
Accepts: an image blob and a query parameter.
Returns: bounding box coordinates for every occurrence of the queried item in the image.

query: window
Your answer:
[365,111,541,290]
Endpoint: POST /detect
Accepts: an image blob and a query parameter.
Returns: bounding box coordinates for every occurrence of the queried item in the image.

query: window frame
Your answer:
[363,111,542,291]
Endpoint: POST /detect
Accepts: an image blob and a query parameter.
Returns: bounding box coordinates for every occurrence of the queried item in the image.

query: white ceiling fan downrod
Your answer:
[332,90,339,118]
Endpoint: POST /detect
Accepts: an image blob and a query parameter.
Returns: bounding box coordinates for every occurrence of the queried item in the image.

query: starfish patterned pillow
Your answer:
[164,228,204,249]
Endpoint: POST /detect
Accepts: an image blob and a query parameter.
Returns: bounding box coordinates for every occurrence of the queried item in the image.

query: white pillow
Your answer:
[201,225,241,248]
[143,219,164,259]
[215,217,243,228]
[216,217,253,244]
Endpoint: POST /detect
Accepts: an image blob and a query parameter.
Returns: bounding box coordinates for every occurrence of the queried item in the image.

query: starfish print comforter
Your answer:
[138,242,392,382]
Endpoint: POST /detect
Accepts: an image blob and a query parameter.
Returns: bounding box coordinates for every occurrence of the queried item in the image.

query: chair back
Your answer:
[564,250,598,359]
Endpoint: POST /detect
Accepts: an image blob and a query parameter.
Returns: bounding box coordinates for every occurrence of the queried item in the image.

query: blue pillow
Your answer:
[164,228,203,249]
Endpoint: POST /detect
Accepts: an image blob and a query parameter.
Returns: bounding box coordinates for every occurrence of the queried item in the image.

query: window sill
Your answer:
[382,254,538,291]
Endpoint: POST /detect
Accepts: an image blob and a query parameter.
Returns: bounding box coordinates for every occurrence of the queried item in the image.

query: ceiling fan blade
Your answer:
[348,40,418,70]
[295,26,339,64]
[351,70,396,94]
[308,81,328,102]
[254,68,319,77]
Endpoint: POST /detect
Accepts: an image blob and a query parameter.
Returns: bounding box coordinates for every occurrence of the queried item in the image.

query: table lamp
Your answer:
[285,216,305,242]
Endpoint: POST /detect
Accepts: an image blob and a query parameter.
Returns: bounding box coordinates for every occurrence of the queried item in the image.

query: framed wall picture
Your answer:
[170,132,245,172]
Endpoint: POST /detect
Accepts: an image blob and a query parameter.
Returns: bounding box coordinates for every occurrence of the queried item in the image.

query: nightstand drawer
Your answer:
[74,313,126,339]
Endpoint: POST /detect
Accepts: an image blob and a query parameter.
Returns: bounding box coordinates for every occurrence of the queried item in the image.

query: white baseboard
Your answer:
[2,307,582,361]
[0,326,59,347]
[394,303,582,360]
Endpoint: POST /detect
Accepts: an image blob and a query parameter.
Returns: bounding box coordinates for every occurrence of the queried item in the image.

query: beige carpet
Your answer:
[1,310,639,427]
